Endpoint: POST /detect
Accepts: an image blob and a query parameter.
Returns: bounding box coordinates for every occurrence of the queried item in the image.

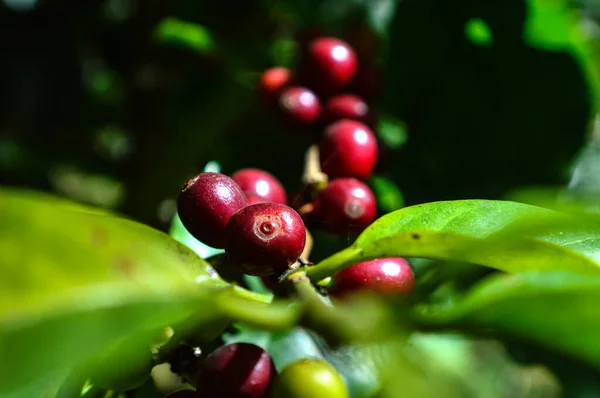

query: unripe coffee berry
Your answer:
[322,94,373,127]
[177,172,248,248]
[232,168,288,205]
[278,86,321,126]
[225,203,306,276]
[301,37,358,96]
[196,343,276,398]
[271,358,348,398]
[258,67,292,105]
[320,119,378,180]
[331,258,415,299]
[309,178,376,235]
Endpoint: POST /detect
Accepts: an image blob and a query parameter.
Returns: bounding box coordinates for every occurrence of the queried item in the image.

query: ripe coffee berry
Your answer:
[301,37,358,96]
[322,94,373,127]
[232,168,288,205]
[196,343,276,398]
[331,258,415,299]
[271,358,348,398]
[320,119,378,180]
[225,203,306,276]
[309,178,376,235]
[258,67,291,105]
[278,86,321,126]
[177,172,248,248]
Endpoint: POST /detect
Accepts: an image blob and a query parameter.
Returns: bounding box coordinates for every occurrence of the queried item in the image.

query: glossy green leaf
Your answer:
[307,200,600,281]
[0,188,227,395]
[154,18,215,54]
[377,114,408,149]
[370,176,405,213]
[418,272,600,369]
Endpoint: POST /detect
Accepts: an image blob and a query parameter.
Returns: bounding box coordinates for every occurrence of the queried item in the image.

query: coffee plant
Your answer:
[3,0,600,397]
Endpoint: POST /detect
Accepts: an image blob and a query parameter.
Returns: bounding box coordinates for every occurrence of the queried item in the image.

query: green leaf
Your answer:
[370,175,404,213]
[377,114,408,149]
[0,188,227,395]
[154,18,215,54]
[418,272,600,369]
[307,200,600,281]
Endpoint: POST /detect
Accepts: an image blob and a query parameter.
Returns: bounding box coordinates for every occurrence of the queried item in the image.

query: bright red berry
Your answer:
[225,203,306,276]
[232,168,288,205]
[278,86,321,125]
[301,37,358,96]
[196,343,276,398]
[258,67,292,105]
[177,172,248,249]
[331,258,415,299]
[320,119,378,180]
[309,178,376,235]
[322,94,373,127]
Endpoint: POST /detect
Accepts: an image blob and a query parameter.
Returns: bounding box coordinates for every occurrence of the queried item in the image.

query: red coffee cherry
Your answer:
[278,86,321,125]
[225,203,306,276]
[320,119,378,180]
[321,94,373,127]
[301,37,358,96]
[258,67,292,105]
[309,178,376,235]
[331,258,415,299]
[232,168,288,205]
[196,343,276,398]
[177,172,248,249]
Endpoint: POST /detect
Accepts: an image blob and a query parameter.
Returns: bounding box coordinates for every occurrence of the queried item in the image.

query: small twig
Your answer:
[301,228,313,261]
[289,271,343,347]
[301,145,328,187]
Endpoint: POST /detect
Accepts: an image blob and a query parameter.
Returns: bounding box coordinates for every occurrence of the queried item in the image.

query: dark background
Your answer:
[0,0,595,229]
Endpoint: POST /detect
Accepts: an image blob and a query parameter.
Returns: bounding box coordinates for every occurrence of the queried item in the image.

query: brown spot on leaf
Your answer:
[114,256,136,278]
[90,227,108,247]
[411,233,420,240]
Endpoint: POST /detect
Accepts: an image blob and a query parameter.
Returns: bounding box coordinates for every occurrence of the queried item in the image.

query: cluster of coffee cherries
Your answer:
[167,343,346,398]
[172,35,416,398]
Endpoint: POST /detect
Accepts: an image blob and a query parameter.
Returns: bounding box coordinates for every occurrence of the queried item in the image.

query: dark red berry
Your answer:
[309,178,376,235]
[343,23,382,61]
[321,94,373,127]
[225,203,306,276]
[278,86,321,125]
[258,67,292,105]
[301,37,357,96]
[177,172,248,249]
[350,63,383,100]
[331,258,415,299]
[232,168,288,205]
[320,119,378,180]
[167,391,196,398]
[246,194,268,205]
[196,343,276,398]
